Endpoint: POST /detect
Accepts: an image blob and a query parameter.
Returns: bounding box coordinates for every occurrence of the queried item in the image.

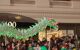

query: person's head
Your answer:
[28,43,32,47]
[1,42,4,46]
[44,42,48,46]
[13,38,16,42]
[52,46,58,50]
[40,42,44,46]
[36,43,40,47]
[7,44,10,48]
[29,37,33,40]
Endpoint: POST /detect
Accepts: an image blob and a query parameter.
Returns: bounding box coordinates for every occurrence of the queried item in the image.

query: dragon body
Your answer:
[0,18,58,39]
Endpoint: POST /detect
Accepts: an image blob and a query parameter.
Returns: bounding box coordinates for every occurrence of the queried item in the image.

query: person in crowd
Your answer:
[0,42,2,50]
[60,43,68,50]
[41,45,47,50]
[13,44,17,50]
[50,36,60,50]
[72,47,77,50]
[68,41,75,50]
[61,47,67,50]
[28,37,35,47]
[7,43,12,50]
[16,42,21,50]
[34,43,41,50]
[52,46,58,50]
[21,43,26,50]
[44,41,48,49]
[25,40,28,50]
[28,43,34,50]
[1,42,6,50]
[40,42,47,50]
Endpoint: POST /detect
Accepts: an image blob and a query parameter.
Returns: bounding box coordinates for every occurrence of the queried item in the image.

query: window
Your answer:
[11,0,35,5]
[50,0,71,8]
[53,0,71,1]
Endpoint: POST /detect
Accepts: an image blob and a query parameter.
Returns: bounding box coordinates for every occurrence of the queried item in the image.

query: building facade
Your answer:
[0,0,80,23]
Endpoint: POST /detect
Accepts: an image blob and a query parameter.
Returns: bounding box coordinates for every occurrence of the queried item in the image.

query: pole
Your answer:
[48,41,51,50]
[48,26,52,50]
[4,35,7,50]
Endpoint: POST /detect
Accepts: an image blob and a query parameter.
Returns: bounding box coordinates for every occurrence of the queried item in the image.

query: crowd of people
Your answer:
[0,37,48,50]
[50,35,78,50]
[0,35,79,50]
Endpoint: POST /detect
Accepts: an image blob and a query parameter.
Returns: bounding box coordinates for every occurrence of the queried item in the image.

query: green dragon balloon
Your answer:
[0,18,58,39]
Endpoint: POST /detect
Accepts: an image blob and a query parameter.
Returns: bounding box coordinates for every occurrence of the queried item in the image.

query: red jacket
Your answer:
[7,45,12,50]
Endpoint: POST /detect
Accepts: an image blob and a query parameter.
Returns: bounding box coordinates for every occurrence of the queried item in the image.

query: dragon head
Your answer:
[47,18,59,31]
